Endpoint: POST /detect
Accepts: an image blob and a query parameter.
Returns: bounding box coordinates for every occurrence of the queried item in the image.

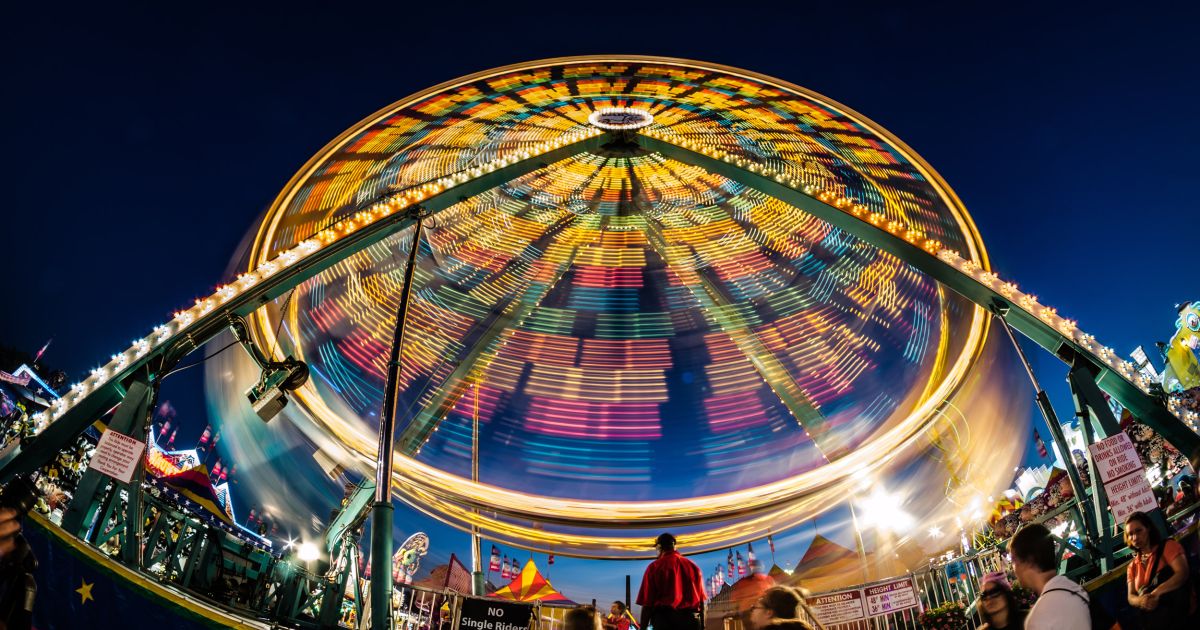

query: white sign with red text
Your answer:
[1089,432,1143,483]
[1105,471,1157,523]
[1088,431,1156,523]
[864,577,919,616]
[809,588,866,625]
[88,430,145,484]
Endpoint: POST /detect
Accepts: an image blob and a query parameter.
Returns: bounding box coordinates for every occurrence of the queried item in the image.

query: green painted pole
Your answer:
[368,503,393,628]
[994,311,1100,551]
[1067,361,1123,570]
[371,211,424,630]
[61,377,151,538]
[1071,387,1113,572]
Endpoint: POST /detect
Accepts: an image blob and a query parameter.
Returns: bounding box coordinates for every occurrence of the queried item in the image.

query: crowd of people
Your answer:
[0,337,1197,630]
[601,523,1197,630]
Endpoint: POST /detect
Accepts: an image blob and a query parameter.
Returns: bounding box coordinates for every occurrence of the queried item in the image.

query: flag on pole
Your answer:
[33,338,52,364]
[736,551,746,576]
[747,543,758,572]
[547,553,555,566]
[501,556,511,580]
[489,546,501,572]
[726,550,734,579]
[768,535,775,554]
[159,420,171,438]
[1033,428,1049,458]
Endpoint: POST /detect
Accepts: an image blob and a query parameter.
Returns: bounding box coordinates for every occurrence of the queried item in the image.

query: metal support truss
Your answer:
[60,375,154,571]
[0,132,607,487]
[2,124,1193,590]
[639,133,1198,457]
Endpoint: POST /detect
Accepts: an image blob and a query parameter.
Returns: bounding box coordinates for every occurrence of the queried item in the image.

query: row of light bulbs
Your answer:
[1168,396,1200,427]
[640,127,1170,412]
[29,123,1189,444]
[30,127,605,436]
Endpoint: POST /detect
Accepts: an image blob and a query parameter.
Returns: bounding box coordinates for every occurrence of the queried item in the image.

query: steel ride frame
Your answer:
[2,127,1194,627]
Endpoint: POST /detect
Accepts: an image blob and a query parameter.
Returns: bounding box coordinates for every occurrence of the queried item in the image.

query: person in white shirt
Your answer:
[1009,523,1091,630]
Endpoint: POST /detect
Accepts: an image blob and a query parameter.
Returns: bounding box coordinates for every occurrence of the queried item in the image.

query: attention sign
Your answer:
[88,430,145,484]
[809,588,867,624]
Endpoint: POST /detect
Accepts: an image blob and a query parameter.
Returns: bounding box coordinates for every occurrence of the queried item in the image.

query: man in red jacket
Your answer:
[637,533,705,630]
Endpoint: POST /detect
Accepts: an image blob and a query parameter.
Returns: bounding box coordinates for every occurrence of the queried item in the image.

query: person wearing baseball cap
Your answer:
[636,533,705,630]
[977,571,1026,630]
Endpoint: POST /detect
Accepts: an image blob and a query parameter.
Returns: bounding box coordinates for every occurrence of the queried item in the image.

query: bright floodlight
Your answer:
[858,487,913,533]
[297,542,319,562]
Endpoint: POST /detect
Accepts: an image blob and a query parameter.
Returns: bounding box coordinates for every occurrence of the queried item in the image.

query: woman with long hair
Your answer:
[747,586,822,630]
[1124,510,1194,625]
[976,571,1026,630]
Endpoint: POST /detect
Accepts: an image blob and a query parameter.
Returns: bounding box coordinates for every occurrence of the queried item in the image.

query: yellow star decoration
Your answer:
[76,579,94,604]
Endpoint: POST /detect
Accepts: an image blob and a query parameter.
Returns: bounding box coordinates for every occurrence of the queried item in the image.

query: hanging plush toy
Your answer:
[1162,301,1200,393]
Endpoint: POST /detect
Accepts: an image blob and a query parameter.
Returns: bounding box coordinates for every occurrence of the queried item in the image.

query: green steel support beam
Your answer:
[173,523,202,581]
[89,486,125,548]
[995,312,1100,556]
[324,479,375,551]
[1067,360,1122,438]
[180,530,205,588]
[319,533,359,628]
[60,377,152,537]
[141,509,169,568]
[1069,371,1115,572]
[0,132,606,486]
[638,133,1199,456]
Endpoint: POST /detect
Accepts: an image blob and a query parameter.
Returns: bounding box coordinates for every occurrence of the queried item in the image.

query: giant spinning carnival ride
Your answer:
[3,57,1197,628]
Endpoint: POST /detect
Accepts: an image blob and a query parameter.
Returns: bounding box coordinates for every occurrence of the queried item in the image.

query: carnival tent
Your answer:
[707,571,775,624]
[415,553,473,594]
[729,572,775,613]
[489,559,574,604]
[786,535,863,593]
[159,465,233,525]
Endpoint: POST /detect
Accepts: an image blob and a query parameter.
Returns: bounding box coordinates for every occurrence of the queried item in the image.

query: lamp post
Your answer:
[471,380,485,595]
[370,211,425,630]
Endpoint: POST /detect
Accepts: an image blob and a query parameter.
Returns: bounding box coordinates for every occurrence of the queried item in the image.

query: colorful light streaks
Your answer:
[265,143,964,506]
[224,57,1010,553]
[33,56,1167,555]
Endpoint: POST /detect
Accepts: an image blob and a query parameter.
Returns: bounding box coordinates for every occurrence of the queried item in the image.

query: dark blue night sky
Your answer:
[3,0,1198,606]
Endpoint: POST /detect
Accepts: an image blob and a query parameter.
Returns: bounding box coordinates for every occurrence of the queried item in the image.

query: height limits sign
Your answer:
[1088,432,1156,523]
